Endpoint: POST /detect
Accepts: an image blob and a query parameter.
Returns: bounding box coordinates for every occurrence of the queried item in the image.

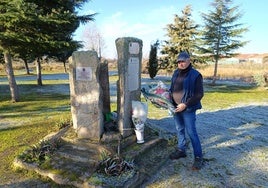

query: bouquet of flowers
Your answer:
[141,81,175,114]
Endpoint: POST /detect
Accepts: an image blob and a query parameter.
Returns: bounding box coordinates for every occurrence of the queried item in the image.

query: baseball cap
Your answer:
[177,51,190,61]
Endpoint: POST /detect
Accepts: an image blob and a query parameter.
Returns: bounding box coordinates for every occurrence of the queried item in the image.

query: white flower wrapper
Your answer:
[132,101,148,130]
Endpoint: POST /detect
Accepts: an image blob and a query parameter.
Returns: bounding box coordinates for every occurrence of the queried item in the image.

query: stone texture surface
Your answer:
[115,37,143,138]
[69,51,104,140]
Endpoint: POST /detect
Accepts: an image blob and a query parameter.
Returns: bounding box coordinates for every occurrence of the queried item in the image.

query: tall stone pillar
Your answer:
[69,51,103,140]
[115,37,143,138]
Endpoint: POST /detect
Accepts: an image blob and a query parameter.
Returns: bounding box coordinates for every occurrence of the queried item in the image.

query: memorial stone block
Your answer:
[115,37,143,138]
[69,51,104,140]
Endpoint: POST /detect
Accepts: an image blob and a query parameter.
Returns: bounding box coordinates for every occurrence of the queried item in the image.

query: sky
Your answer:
[73,0,268,59]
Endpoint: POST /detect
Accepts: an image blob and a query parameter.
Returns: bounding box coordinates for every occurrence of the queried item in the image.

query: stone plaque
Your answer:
[129,42,139,54]
[127,57,139,91]
[76,67,92,81]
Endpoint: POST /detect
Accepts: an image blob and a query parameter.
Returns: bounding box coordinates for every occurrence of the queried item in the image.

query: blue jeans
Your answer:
[174,110,202,158]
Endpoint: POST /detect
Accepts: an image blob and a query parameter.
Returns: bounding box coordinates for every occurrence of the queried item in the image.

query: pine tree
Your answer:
[148,40,159,79]
[161,5,199,72]
[23,0,95,86]
[0,0,95,101]
[199,0,248,84]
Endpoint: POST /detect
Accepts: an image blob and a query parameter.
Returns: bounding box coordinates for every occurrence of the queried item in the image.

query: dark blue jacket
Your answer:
[169,67,202,111]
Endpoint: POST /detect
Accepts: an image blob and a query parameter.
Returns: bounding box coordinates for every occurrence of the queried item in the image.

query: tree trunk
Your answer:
[36,57,43,86]
[63,61,67,73]
[4,52,20,102]
[23,58,30,74]
[212,58,219,85]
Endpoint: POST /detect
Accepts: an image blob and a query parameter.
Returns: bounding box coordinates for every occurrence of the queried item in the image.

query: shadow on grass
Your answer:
[0,84,70,102]
[203,81,257,93]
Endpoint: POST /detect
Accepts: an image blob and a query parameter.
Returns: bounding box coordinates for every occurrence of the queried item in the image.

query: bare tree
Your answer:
[83,23,106,59]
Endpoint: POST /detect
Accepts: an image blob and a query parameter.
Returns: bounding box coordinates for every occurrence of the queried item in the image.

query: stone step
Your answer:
[120,137,172,187]
[14,126,173,187]
[50,155,97,182]
[43,139,108,185]
[56,144,99,163]
[57,128,163,164]
[122,137,165,158]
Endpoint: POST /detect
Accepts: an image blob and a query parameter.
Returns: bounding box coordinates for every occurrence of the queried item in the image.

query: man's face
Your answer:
[177,58,190,70]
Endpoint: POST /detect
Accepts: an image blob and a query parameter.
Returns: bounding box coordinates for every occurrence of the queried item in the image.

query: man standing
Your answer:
[169,51,204,170]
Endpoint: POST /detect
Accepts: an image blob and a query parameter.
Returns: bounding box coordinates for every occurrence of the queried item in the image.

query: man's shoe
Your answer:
[169,149,186,160]
[192,157,203,170]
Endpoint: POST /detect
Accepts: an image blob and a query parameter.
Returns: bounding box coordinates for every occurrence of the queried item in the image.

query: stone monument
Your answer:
[115,37,143,138]
[69,51,104,140]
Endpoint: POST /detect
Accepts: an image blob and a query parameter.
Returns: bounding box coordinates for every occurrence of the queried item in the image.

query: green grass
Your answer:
[202,83,268,111]
[0,81,71,184]
[0,74,267,185]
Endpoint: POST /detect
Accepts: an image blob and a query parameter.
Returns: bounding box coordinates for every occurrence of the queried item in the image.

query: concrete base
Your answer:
[13,125,171,187]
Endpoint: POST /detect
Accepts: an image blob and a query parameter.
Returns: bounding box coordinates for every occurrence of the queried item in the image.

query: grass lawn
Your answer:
[0,71,267,185]
[0,89,71,184]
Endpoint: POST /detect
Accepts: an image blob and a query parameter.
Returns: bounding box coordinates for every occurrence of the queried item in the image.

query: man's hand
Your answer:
[174,103,187,113]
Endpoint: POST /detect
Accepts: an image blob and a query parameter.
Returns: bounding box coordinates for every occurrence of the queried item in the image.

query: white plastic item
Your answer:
[132,100,148,144]
[132,101,148,125]
[134,128,144,144]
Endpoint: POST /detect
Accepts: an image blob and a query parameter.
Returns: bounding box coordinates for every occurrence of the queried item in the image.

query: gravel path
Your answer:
[145,102,268,187]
